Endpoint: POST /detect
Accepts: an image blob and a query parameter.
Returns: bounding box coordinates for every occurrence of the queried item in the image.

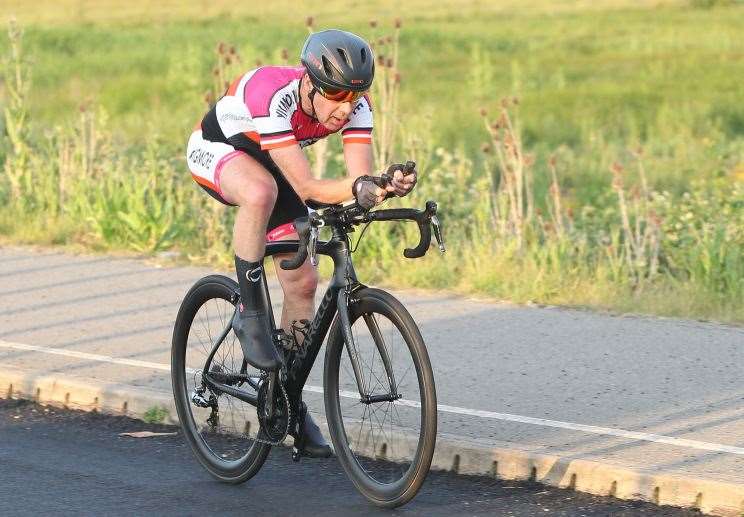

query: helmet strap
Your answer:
[301,74,320,121]
[308,86,319,120]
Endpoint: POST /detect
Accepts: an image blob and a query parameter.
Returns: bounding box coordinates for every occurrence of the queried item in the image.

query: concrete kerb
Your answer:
[1,366,742,517]
[0,364,179,424]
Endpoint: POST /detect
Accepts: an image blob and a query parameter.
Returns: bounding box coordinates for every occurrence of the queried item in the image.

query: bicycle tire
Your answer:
[171,274,271,483]
[323,287,437,507]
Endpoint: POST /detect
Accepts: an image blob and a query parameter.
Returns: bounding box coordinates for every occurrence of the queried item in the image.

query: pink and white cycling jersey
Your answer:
[200,66,373,151]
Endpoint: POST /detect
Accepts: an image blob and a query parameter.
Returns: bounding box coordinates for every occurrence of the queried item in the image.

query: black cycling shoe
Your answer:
[292,403,333,458]
[233,255,282,371]
[232,308,282,371]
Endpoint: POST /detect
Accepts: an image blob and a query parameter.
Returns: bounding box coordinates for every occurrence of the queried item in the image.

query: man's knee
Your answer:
[284,267,319,302]
[234,177,277,212]
[220,158,278,211]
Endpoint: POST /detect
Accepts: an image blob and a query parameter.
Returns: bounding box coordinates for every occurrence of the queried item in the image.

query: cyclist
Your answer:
[186,30,417,456]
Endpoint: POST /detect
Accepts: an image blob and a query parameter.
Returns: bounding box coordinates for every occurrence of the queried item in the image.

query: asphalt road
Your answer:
[0,399,700,516]
[0,246,742,486]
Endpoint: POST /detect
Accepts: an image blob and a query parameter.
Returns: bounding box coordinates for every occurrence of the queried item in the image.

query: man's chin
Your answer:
[323,119,344,131]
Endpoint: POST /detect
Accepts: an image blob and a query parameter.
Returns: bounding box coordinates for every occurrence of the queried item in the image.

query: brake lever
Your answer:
[308,224,319,266]
[431,214,446,253]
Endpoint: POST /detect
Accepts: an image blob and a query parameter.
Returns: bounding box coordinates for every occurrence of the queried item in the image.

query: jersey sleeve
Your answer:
[214,95,260,145]
[254,125,297,150]
[252,111,297,151]
[341,95,373,145]
[244,71,299,150]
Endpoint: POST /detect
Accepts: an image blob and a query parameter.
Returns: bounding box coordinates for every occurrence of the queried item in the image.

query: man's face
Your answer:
[312,94,352,131]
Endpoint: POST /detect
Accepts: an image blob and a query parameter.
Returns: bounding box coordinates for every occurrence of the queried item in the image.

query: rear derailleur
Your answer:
[191,384,220,428]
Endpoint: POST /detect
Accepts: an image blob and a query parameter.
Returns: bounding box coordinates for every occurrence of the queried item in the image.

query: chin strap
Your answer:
[303,75,319,120]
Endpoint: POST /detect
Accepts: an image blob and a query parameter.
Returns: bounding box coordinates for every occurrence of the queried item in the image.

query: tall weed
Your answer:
[2,19,743,322]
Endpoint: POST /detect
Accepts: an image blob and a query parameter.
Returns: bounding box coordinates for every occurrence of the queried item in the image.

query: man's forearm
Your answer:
[302,176,356,205]
[343,143,374,179]
[269,142,375,205]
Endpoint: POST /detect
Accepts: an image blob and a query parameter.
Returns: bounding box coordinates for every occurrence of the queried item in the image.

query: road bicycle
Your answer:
[171,162,445,507]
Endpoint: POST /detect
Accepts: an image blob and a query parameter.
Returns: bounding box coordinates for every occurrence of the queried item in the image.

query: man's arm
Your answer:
[270,144,383,205]
[344,141,417,197]
[343,142,375,180]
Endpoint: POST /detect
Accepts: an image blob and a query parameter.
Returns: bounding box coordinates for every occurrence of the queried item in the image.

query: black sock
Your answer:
[234,255,266,315]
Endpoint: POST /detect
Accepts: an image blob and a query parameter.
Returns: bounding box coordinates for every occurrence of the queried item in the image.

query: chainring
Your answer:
[256,377,291,446]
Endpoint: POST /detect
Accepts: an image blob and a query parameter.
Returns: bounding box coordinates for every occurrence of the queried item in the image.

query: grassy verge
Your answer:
[1,1,743,323]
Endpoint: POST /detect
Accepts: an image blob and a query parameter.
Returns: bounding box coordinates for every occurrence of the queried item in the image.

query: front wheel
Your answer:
[324,288,437,508]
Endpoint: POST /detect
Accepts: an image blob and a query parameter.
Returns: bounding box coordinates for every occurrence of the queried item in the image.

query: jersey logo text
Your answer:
[219,113,251,123]
[275,93,295,119]
[188,148,215,169]
[352,101,366,116]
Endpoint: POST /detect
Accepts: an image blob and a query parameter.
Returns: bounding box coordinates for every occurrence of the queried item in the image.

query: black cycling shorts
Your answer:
[186,128,307,235]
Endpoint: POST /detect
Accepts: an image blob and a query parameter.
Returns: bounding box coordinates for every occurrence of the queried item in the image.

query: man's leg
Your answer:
[219,155,282,371]
[271,246,332,458]
[220,155,277,261]
[272,252,318,332]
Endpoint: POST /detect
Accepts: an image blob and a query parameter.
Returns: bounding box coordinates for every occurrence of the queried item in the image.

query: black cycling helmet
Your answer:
[300,29,375,94]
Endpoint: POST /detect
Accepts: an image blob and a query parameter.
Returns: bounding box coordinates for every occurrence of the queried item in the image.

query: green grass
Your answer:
[3,1,744,152]
[1,0,744,323]
[142,406,169,424]
[1,1,742,208]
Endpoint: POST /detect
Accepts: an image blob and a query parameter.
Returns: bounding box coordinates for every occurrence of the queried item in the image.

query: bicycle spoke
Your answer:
[183,293,261,463]
[337,306,427,487]
[396,363,414,390]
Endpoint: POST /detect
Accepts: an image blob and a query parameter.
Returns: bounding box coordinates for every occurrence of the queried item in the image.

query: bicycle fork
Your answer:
[337,289,401,404]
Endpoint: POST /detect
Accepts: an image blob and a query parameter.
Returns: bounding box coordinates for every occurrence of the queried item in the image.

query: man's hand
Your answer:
[353,176,387,210]
[384,166,418,197]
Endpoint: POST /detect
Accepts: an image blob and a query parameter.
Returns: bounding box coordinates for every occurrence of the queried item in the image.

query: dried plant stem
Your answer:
[372,24,401,170]
[310,138,328,179]
[611,160,661,287]
[548,158,564,237]
[481,101,533,247]
[3,19,31,201]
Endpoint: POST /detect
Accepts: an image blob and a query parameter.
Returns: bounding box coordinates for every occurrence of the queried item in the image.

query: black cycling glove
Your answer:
[352,175,382,210]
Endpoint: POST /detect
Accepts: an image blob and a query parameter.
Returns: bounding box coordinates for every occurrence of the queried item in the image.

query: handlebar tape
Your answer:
[368,206,433,259]
[279,216,310,270]
[404,220,431,258]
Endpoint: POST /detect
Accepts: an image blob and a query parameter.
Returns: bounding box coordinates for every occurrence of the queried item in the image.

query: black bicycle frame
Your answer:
[200,225,389,408]
[197,195,447,411]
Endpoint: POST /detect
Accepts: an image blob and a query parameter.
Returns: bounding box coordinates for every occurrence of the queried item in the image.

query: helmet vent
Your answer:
[360,47,367,63]
[336,47,351,66]
[321,55,337,78]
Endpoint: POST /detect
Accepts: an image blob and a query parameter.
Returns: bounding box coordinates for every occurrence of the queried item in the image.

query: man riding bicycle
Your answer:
[186,30,417,457]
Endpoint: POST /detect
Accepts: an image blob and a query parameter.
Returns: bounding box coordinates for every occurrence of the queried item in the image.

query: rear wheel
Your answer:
[171,275,271,483]
[324,288,437,507]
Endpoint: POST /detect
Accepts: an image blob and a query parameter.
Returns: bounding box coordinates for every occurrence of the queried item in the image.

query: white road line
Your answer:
[2,340,743,456]
[1,341,172,372]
